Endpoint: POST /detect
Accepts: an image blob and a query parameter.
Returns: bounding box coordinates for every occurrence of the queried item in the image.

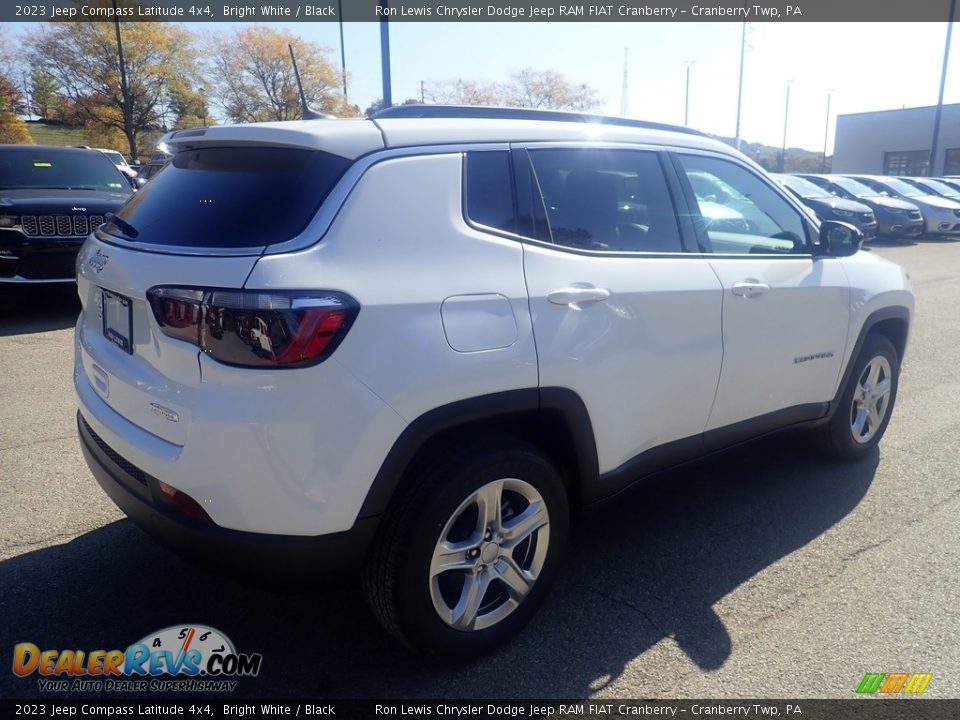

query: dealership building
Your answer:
[831,103,960,177]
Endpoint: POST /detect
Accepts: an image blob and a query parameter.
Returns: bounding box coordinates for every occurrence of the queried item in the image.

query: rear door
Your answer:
[517,144,724,478]
[672,151,850,436]
[76,145,355,445]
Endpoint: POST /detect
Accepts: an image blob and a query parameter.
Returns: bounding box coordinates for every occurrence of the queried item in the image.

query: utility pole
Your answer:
[684,60,695,126]
[420,80,425,104]
[379,0,392,108]
[929,0,956,176]
[337,0,347,98]
[780,81,792,172]
[734,22,747,150]
[821,89,833,173]
[112,0,133,157]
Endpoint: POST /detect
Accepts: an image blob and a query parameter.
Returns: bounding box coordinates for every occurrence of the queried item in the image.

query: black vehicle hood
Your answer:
[868,196,921,212]
[0,188,130,214]
[802,196,873,214]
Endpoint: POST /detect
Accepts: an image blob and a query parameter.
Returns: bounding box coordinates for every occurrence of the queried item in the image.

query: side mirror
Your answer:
[818,220,862,257]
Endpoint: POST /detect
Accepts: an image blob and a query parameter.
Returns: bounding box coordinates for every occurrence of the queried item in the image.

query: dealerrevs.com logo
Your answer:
[12,624,262,693]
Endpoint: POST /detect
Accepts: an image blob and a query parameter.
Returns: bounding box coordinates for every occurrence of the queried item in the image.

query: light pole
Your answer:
[379,0,392,108]
[930,0,956,176]
[337,0,347,98]
[821,89,834,172]
[684,60,695,126]
[734,22,747,150]
[780,81,793,172]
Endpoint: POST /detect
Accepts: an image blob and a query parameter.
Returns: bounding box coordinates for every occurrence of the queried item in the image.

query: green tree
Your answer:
[25,21,201,159]
[208,27,355,123]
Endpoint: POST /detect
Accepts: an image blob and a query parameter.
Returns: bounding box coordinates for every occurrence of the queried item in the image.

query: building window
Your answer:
[944,149,960,176]
[883,150,929,176]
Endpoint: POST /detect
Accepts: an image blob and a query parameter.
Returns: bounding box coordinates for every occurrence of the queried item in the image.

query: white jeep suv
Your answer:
[74,106,913,660]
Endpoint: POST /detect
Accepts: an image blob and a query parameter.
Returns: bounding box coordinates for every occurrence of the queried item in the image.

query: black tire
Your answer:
[362,436,569,661]
[821,333,900,460]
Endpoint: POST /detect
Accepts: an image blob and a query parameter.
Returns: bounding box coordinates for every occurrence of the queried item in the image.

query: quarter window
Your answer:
[677,154,809,255]
[527,148,683,253]
[464,151,516,234]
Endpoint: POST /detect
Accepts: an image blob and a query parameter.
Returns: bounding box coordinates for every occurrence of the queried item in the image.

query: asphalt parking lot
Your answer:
[1,238,959,700]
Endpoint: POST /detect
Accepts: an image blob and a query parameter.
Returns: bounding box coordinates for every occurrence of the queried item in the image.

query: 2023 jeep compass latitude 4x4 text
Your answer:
[75,106,913,660]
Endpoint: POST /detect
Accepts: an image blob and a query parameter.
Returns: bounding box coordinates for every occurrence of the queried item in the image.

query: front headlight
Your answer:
[0,215,17,228]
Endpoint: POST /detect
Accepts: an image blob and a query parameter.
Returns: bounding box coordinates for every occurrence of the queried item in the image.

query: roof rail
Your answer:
[370,104,708,137]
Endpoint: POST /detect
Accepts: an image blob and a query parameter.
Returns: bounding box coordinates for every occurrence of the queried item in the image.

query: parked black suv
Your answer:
[0,145,133,283]
[776,174,878,240]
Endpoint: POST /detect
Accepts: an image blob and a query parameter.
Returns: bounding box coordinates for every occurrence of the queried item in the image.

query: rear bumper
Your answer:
[78,411,379,580]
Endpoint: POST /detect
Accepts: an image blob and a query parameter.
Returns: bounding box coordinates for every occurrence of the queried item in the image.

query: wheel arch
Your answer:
[357,388,599,521]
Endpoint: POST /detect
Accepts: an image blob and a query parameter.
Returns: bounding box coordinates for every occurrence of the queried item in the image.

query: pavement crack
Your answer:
[584,585,673,640]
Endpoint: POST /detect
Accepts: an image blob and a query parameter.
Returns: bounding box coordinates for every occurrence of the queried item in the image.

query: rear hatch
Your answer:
[76,121,384,446]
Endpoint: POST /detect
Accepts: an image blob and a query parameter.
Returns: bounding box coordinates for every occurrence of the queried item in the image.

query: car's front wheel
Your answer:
[363,438,569,660]
[822,333,900,460]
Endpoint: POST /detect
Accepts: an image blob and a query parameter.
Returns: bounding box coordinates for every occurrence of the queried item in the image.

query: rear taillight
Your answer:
[158,480,214,525]
[146,287,358,368]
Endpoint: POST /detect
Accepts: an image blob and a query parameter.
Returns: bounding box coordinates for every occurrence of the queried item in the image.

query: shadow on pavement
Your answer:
[0,285,80,337]
[0,433,878,700]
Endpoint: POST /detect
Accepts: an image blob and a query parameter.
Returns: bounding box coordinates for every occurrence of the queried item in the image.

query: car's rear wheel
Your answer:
[362,437,569,660]
[821,334,900,460]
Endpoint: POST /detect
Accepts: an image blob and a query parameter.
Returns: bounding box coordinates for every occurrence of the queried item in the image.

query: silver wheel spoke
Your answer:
[496,555,534,600]
[866,359,882,388]
[852,407,869,437]
[430,540,477,577]
[477,480,504,534]
[867,403,882,433]
[451,570,490,630]
[873,378,892,400]
[501,501,548,549]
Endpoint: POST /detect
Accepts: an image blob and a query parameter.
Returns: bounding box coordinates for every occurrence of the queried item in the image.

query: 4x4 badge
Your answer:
[87,249,109,273]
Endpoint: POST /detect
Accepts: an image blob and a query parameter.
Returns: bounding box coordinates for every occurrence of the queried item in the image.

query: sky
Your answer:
[259,20,958,154]
[9,20,959,154]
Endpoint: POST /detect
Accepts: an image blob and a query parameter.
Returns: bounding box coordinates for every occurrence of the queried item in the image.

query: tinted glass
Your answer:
[464,151,515,234]
[528,148,682,253]
[0,149,130,193]
[678,155,808,255]
[110,147,350,248]
[778,174,832,199]
[827,176,880,198]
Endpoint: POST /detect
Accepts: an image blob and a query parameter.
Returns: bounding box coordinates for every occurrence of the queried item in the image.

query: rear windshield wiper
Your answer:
[104,212,140,239]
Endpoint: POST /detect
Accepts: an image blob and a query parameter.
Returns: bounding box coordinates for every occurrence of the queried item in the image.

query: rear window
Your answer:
[0,149,130,193]
[109,147,351,248]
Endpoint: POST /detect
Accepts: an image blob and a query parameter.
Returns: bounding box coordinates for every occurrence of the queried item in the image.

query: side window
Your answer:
[527,148,683,253]
[464,151,516,235]
[677,154,810,255]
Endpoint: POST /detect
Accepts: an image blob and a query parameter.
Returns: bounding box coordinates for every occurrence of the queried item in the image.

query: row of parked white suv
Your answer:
[74,106,913,659]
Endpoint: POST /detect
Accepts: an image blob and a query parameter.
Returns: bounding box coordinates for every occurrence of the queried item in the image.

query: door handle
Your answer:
[547,286,611,307]
[731,281,771,298]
